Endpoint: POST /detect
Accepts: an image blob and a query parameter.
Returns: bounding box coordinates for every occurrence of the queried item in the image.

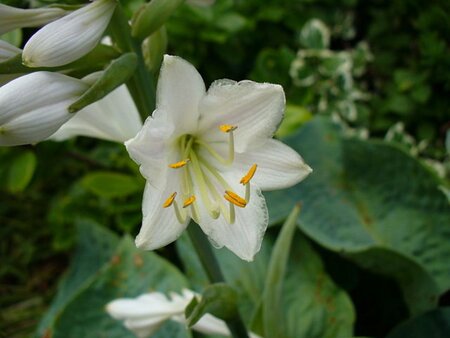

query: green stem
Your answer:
[187,225,250,338]
[109,5,155,120]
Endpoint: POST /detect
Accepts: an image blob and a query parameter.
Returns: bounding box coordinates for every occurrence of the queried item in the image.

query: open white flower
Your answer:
[107,289,260,338]
[22,0,116,67]
[0,72,88,146]
[126,55,312,261]
[0,4,65,35]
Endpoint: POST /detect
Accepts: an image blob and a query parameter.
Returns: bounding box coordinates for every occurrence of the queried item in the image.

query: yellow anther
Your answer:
[224,190,247,208]
[219,124,237,133]
[240,164,257,185]
[163,192,177,208]
[169,159,190,169]
[183,195,196,208]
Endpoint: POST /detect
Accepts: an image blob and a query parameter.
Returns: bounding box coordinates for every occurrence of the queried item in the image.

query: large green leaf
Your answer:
[35,220,120,337]
[176,230,355,338]
[386,307,450,338]
[265,117,450,314]
[36,221,190,338]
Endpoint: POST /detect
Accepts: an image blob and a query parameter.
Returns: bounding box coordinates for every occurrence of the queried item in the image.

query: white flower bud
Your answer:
[0,72,88,146]
[0,39,21,62]
[0,4,65,35]
[22,0,117,68]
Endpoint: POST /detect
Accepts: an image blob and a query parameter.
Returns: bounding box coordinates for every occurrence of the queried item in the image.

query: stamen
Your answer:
[245,183,251,203]
[224,190,247,208]
[163,192,177,208]
[183,195,196,208]
[173,200,188,224]
[219,124,237,133]
[240,164,257,185]
[229,202,236,224]
[169,159,190,169]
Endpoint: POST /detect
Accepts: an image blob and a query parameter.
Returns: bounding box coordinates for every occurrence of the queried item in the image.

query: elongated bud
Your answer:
[0,72,88,146]
[142,26,168,73]
[132,0,183,40]
[0,39,21,62]
[22,0,117,68]
[0,4,66,35]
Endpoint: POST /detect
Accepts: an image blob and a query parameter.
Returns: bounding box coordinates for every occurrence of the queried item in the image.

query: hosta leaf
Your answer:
[265,117,450,314]
[37,221,190,338]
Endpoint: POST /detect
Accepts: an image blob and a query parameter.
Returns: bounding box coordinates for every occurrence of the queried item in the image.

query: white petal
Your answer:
[196,172,268,261]
[198,80,285,152]
[50,85,142,143]
[22,0,116,67]
[235,139,312,191]
[136,179,189,250]
[0,4,65,35]
[156,55,206,135]
[125,111,175,188]
[0,72,88,146]
[123,317,166,338]
[192,314,230,336]
[0,39,21,62]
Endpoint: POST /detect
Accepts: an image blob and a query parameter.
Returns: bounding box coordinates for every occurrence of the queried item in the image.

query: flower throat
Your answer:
[163,125,257,225]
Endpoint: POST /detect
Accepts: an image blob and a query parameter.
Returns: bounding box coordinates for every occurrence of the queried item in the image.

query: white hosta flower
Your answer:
[126,55,312,261]
[107,289,260,338]
[23,0,117,67]
[0,39,21,62]
[0,72,88,146]
[50,85,142,143]
[0,4,65,35]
